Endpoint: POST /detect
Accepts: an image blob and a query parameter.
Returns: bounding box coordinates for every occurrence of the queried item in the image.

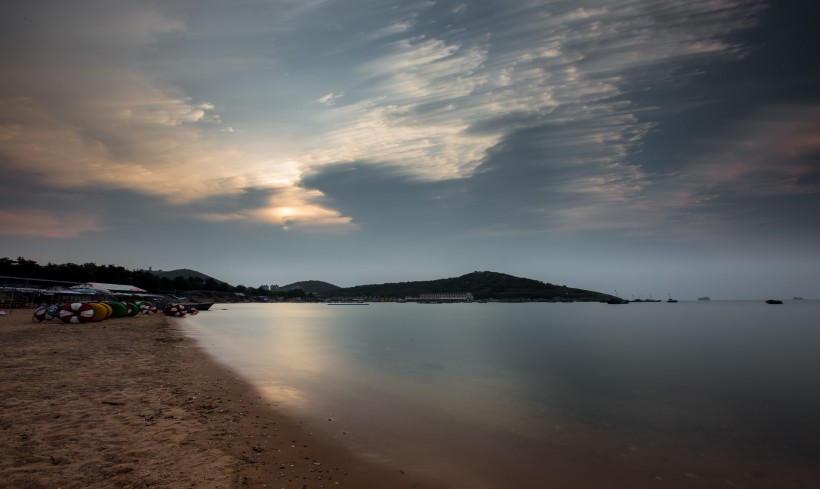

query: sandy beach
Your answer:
[0,310,425,489]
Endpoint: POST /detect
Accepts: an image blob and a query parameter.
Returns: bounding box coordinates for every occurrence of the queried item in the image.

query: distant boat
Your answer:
[184,302,214,311]
[667,295,678,303]
[792,297,804,301]
[698,297,711,301]
[765,299,783,305]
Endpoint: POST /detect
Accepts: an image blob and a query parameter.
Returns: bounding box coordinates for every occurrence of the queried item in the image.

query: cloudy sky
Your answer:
[1,0,818,299]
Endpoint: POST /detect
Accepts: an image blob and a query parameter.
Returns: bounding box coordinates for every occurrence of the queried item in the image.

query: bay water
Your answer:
[182,301,820,488]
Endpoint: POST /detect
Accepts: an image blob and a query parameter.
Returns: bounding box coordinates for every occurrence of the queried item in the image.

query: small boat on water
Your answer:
[667,294,678,303]
[184,302,214,311]
[765,299,783,305]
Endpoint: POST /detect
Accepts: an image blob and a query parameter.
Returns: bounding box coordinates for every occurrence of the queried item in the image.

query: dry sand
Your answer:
[0,310,426,489]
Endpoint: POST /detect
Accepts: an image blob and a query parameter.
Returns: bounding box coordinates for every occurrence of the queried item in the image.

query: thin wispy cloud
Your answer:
[297,0,764,232]
[316,92,345,106]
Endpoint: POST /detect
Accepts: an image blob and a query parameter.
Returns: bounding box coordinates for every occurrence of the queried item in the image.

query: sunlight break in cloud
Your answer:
[200,187,353,230]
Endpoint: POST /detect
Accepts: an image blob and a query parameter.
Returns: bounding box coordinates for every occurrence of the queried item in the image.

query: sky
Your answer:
[1,0,818,299]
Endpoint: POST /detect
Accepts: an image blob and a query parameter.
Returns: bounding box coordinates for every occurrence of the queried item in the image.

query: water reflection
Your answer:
[184,301,820,488]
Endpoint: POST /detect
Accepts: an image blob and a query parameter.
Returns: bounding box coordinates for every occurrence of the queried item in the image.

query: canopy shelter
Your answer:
[70,282,147,294]
[1,286,101,309]
[42,287,99,296]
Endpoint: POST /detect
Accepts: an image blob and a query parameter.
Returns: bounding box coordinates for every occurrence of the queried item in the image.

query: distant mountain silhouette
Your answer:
[150,268,228,285]
[146,268,612,300]
[280,280,340,294]
[331,271,612,301]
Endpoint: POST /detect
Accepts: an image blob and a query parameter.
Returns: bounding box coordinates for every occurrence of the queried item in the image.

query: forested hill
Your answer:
[2,259,612,301]
[280,280,340,294]
[0,258,233,292]
[151,268,227,285]
[332,271,612,301]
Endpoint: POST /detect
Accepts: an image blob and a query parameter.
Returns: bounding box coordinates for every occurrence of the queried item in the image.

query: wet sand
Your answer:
[0,310,426,488]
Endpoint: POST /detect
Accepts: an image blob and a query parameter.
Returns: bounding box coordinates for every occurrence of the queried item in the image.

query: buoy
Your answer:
[88,302,109,322]
[98,302,113,319]
[163,303,187,317]
[106,302,128,318]
[58,302,95,324]
[33,305,50,322]
[126,302,140,317]
[33,304,60,322]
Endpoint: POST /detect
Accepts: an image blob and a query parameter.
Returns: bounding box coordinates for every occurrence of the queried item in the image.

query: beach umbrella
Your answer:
[58,302,95,324]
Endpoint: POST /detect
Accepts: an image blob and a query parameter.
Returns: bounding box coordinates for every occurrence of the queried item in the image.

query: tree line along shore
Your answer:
[2,257,615,305]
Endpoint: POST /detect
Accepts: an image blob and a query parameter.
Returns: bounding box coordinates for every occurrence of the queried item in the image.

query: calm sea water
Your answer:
[182,301,820,488]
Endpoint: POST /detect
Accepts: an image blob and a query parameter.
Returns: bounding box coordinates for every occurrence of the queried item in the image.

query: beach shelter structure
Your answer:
[70,282,147,294]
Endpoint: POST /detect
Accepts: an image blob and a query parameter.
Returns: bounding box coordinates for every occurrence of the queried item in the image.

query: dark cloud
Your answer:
[302,163,460,233]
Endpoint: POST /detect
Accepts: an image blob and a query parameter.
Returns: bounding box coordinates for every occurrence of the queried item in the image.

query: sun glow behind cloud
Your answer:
[250,187,354,229]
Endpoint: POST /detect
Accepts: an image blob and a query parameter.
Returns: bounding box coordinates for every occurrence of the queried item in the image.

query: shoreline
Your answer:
[0,310,426,488]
